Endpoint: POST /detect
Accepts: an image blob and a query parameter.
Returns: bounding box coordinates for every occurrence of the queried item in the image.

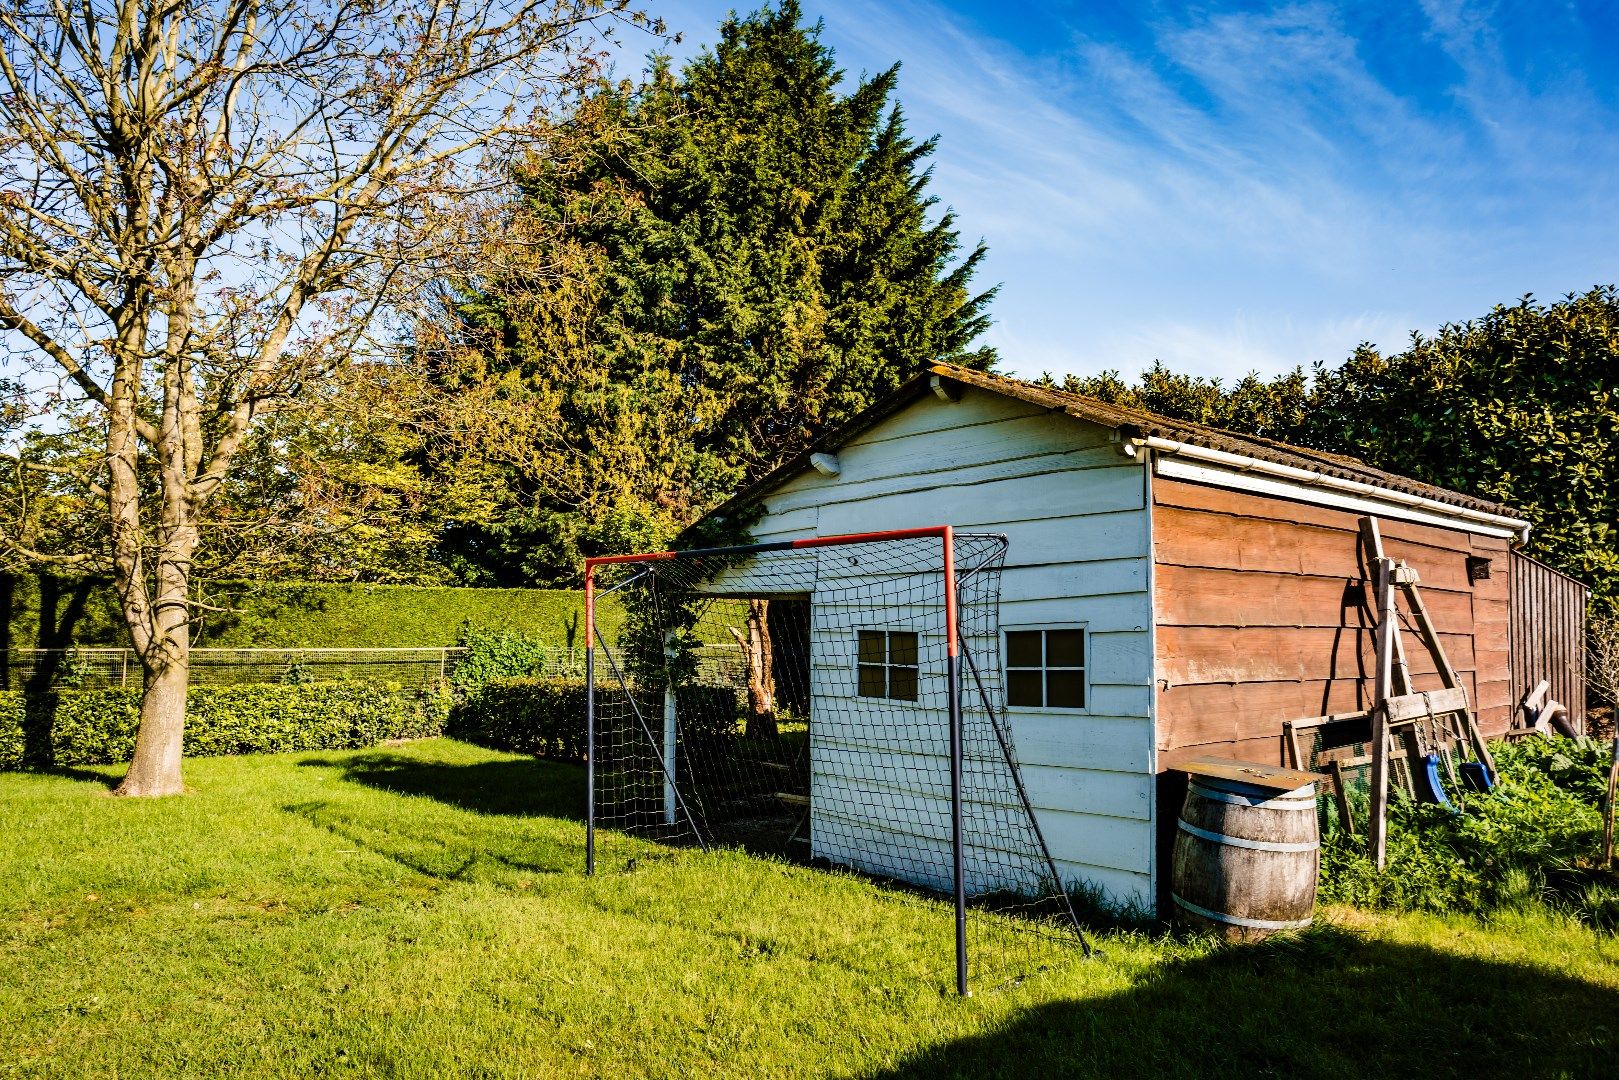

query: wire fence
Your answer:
[3,645,587,690]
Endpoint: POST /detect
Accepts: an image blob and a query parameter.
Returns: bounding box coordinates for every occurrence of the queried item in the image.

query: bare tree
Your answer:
[0,0,651,795]
[1590,615,1619,864]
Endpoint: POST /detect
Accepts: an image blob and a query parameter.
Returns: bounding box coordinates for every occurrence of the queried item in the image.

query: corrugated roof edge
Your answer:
[687,361,1524,538]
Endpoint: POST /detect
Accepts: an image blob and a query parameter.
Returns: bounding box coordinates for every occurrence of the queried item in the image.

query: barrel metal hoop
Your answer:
[1172,894,1314,931]
[1188,781,1316,809]
[1177,819,1319,853]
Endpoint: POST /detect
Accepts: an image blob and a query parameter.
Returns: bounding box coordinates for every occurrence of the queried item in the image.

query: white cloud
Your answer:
[649,0,1619,382]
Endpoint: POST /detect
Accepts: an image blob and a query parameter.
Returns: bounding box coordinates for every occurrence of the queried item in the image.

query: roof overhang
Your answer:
[693,362,1532,546]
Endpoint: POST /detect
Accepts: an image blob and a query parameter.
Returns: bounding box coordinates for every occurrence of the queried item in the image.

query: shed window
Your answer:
[857,630,919,701]
[1005,628,1086,709]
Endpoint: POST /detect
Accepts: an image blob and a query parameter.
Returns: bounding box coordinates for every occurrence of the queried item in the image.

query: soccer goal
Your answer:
[582,526,1090,995]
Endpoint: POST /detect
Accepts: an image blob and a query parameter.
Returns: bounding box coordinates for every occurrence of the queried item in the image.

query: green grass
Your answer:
[2,740,1616,1078]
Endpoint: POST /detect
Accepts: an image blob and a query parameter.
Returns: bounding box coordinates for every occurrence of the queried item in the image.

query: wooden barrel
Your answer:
[1171,776,1319,941]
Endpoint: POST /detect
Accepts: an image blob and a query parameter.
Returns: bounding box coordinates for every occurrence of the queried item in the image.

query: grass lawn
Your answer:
[2,739,1617,1078]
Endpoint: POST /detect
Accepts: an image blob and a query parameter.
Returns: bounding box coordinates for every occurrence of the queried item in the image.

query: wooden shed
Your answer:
[699,363,1564,915]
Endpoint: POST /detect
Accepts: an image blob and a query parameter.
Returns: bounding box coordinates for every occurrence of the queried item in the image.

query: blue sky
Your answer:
[645,0,1619,381]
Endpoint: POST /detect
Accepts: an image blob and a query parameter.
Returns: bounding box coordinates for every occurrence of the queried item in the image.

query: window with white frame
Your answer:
[1004,627,1086,709]
[856,629,919,702]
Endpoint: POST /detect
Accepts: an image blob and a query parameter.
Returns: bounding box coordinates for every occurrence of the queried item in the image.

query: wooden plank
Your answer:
[1368,548,1395,871]
[1154,505,1481,593]
[1181,756,1326,791]
[1008,713,1152,773]
[1382,687,1470,723]
[795,454,1146,521]
[1155,476,1511,554]
[1289,708,1374,731]
[1330,760,1355,837]
[1156,679,1372,751]
[1284,721,1303,771]
[1156,625,1477,687]
[1153,563,1475,630]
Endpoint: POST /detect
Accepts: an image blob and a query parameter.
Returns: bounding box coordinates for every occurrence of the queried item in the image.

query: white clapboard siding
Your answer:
[721,390,1159,911]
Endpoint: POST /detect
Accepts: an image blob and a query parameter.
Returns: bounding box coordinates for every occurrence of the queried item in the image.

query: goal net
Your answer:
[584,526,1091,994]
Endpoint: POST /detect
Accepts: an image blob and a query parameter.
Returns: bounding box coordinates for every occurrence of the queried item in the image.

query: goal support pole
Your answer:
[585,569,596,876]
[942,526,969,998]
[585,524,975,993]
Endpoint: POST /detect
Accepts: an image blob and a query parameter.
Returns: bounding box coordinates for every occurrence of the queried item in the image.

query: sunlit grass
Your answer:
[2,739,1616,1077]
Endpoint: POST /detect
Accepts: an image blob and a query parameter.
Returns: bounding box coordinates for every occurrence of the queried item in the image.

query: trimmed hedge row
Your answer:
[4,573,622,649]
[448,678,745,761]
[0,682,450,768]
[449,678,592,760]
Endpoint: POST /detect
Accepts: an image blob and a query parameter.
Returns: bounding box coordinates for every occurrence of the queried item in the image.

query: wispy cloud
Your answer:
[657,0,1619,379]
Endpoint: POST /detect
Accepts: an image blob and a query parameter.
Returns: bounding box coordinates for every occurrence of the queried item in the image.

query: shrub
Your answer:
[450,626,577,695]
[0,682,450,769]
[3,572,623,650]
[1320,736,1617,927]
[449,677,592,760]
[449,677,744,761]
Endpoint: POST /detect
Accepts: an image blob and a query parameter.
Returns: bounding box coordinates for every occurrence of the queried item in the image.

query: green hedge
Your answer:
[0,682,450,768]
[449,678,593,760]
[4,574,621,650]
[448,678,744,762]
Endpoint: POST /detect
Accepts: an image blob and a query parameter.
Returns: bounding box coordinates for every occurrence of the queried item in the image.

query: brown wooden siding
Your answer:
[1508,550,1588,729]
[1151,476,1515,773]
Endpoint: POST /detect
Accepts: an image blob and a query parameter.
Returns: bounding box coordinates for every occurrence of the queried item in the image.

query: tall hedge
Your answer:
[0,682,450,768]
[3,574,622,651]
[448,677,744,761]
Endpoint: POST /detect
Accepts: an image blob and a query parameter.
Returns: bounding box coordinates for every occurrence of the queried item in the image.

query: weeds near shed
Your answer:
[1320,736,1619,927]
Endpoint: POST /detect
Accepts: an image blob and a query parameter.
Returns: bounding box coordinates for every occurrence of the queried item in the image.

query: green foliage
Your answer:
[448,626,581,695]
[440,1,997,585]
[449,677,745,761]
[1062,288,1619,605]
[448,677,593,760]
[3,574,610,650]
[1320,737,1618,927]
[1054,362,1315,445]
[0,683,450,768]
[1309,290,1619,605]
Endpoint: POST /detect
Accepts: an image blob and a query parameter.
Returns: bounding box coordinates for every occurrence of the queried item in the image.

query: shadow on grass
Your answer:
[300,750,585,821]
[873,926,1618,1079]
[39,764,122,790]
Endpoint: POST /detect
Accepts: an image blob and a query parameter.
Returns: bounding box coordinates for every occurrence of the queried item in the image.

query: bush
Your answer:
[450,626,579,695]
[1320,736,1618,927]
[0,682,450,769]
[3,572,622,649]
[449,677,592,760]
[448,677,745,762]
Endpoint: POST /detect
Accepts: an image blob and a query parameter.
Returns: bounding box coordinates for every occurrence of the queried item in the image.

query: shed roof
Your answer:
[706,361,1520,525]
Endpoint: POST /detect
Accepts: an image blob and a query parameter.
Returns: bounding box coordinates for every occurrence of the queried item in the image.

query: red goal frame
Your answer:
[582,525,1083,995]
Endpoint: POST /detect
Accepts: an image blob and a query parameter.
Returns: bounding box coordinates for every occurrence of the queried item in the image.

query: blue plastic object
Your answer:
[1415,753,1454,807]
[1459,760,1494,793]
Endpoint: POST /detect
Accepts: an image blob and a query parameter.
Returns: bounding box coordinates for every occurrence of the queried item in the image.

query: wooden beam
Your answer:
[1284,720,1304,771]
[1330,759,1355,837]
[1369,552,1395,871]
[1382,687,1470,724]
[1400,578,1497,777]
[1289,709,1374,731]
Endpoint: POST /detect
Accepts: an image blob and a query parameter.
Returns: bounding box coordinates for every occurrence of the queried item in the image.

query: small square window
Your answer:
[855,629,920,702]
[1004,627,1087,709]
[1006,630,1043,668]
[1006,670,1043,707]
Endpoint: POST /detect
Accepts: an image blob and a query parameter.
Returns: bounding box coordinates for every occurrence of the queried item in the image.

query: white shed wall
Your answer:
[745,390,1157,910]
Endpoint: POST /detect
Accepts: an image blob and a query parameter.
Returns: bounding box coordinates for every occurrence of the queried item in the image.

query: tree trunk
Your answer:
[743,599,777,739]
[114,650,188,796]
[111,514,195,798]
